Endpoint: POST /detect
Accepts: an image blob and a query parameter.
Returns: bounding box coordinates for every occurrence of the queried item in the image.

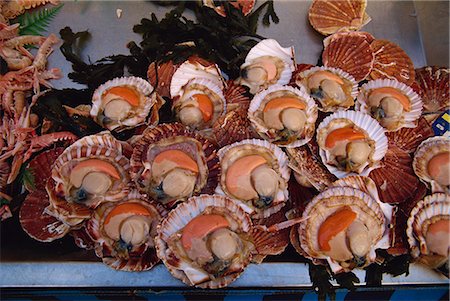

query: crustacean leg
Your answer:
[1,0,60,20]
[32,34,59,70]
[0,23,19,41]
[23,131,77,162]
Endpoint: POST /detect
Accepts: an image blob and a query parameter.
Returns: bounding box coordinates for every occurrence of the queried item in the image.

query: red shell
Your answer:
[70,226,96,250]
[414,66,450,113]
[369,145,420,204]
[19,190,70,242]
[223,80,251,106]
[212,107,259,147]
[25,147,64,193]
[308,0,369,35]
[323,31,374,48]
[0,161,10,193]
[147,60,178,98]
[290,63,315,86]
[386,117,434,153]
[204,0,255,17]
[322,33,374,81]
[370,39,415,86]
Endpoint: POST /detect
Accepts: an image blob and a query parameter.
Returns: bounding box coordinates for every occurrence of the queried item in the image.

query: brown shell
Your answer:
[369,144,420,204]
[322,33,374,82]
[70,226,96,250]
[308,0,370,35]
[290,63,315,86]
[415,66,450,113]
[286,144,337,192]
[19,190,71,242]
[223,80,251,108]
[370,40,415,86]
[147,60,178,98]
[212,107,259,147]
[25,147,64,193]
[386,117,434,153]
[130,123,220,207]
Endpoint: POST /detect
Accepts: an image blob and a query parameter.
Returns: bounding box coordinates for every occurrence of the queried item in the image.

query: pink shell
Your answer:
[414,66,450,113]
[322,32,374,82]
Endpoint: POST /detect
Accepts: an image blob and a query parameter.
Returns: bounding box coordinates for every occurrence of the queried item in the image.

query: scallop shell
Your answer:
[25,147,64,193]
[369,144,420,204]
[413,136,449,193]
[70,226,96,250]
[248,84,318,147]
[299,186,387,273]
[286,145,337,192]
[406,193,450,266]
[223,80,251,108]
[238,39,295,94]
[317,110,388,178]
[370,40,415,86]
[386,117,434,153]
[202,0,255,17]
[86,191,167,272]
[19,190,71,242]
[170,59,223,98]
[323,31,374,48]
[147,60,178,98]
[322,32,374,82]
[290,63,314,86]
[216,138,291,218]
[299,66,358,112]
[212,106,259,148]
[356,79,423,131]
[49,133,131,212]
[91,76,157,131]
[308,0,371,35]
[172,78,227,130]
[130,123,220,207]
[415,66,450,114]
[155,194,254,289]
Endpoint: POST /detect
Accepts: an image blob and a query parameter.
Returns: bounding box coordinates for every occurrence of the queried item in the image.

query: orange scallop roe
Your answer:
[72,159,121,179]
[428,219,450,235]
[325,127,366,148]
[181,214,230,250]
[225,155,267,196]
[309,71,345,85]
[370,87,411,112]
[427,152,450,180]
[106,86,140,107]
[263,97,306,112]
[154,150,199,173]
[193,94,214,122]
[318,207,357,251]
[104,202,151,226]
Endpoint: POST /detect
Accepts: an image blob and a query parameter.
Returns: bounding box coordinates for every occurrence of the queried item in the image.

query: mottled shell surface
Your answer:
[86,191,167,272]
[386,117,433,153]
[216,139,291,218]
[299,66,358,112]
[370,40,415,86]
[299,186,386,273]
[248,84,318,147]
[356,79,423,132]
[130,123,219,207]
[155,195,254,289]
[317,110,388,178]
[322,32,374,82]
[91,76,157,131]
[415,66,450,113]
[406,193,450,268]
[308,0,371,35]
[413,136,450,193]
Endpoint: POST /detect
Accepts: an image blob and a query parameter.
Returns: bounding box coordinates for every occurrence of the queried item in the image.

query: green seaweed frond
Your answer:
[16,4,64,36]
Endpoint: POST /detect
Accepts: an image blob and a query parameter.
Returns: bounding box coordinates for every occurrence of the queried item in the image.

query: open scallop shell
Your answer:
[248,84,318,147]
[237,39,295,94]
[299,66,358,112]
[91,76,157,132]
[172,78,227,130]
[414,66,449,114]
[299,186,387,273]
[130,123,219,208]
[147,60,178,98]
[215,138,291,219]
[290,63,315,86]
[322,32,374,82]
[317,110,388,178]
[86,191,167,272]
[356,79,423,131]
[413,136,449,193]
[406,193,450,268]
[25,147,64,193]
[370,40,415,86]
[19,190,71,242]
[155,194,254,289]
[386,117,434,153]
[170,59,223,98]
[308,0,371,35]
